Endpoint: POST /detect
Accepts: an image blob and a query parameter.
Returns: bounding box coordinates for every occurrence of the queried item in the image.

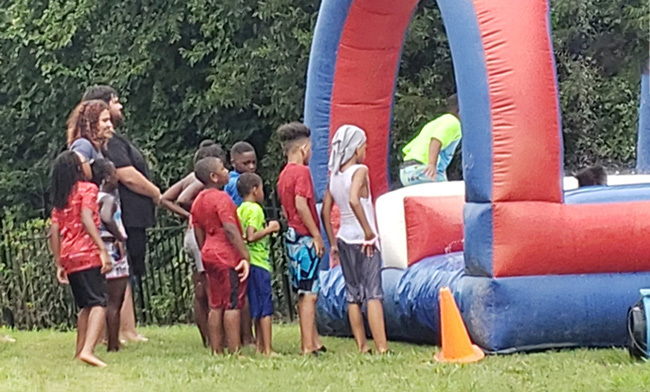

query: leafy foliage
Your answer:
[0,0,647,220]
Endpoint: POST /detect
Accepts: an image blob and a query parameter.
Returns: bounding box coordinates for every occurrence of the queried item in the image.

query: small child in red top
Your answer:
[49,151,112,367]
[191,157,251,355]
[276,122,326,355]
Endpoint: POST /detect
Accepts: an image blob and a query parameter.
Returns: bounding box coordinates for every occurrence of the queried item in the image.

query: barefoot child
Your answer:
[49,151,112,367]
[91,159,129,352]
[236,173,280,355]
[161,140,227,347]
[277,122,326,355]
[191,157,250,354]
[322,125,389,354]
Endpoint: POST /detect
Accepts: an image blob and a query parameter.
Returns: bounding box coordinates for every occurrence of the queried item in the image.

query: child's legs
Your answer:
[337,241,368,351]
[120,281,138,338]
[297,293,317,353]
[224,309,241,354]
[208,308,225,354]
[81,306,106,355]
[106,277,128,351]
[259,316,273,355]
[362,248,388,352]
[193,271,210,347]
[248,266,274,353]
[254,318,262,351]
[240,296,254,345]
[76,308,90,357]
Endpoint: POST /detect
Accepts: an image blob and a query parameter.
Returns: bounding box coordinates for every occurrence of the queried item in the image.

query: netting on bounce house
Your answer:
[304,0,650,353]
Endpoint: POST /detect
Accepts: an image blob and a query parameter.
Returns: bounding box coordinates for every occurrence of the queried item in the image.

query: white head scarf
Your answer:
[328,124,367,175]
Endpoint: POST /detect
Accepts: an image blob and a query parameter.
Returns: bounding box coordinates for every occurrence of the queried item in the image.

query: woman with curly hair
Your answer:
[67,99,114,180]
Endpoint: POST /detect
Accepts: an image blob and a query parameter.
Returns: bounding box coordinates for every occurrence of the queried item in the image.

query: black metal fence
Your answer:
[0,200,294,329]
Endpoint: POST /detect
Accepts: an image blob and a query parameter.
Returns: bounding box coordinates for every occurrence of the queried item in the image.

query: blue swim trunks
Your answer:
[247,265,274,319]
[285,227,320,294]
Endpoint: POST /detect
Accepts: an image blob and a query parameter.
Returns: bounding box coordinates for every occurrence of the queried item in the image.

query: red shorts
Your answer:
[204,263,247,310]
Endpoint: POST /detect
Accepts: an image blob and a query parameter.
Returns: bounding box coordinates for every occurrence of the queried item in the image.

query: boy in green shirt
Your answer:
[236,173,280,356]
[400,94,461,186]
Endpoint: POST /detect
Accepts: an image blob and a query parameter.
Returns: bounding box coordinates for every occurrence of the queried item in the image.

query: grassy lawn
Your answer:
[1,324,649,391]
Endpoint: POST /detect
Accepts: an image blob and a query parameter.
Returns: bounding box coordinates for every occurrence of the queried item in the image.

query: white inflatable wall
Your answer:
[377,175,650,269]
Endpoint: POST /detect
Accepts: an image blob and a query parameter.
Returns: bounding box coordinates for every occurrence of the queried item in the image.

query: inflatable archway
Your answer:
[306,0,650,352]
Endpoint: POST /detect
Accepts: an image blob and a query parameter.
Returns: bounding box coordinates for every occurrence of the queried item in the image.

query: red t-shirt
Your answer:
[277,163,320,237]
[51,182,102,274]
[190,188,243,268]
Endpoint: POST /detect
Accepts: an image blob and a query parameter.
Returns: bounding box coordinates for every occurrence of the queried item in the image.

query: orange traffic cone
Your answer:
[434,287,485,363]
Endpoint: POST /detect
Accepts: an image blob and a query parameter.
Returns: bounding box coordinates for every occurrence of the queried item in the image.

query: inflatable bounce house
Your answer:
[304,0,650,353]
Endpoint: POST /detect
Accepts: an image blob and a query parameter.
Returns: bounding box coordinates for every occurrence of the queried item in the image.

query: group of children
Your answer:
[49,118,390,367]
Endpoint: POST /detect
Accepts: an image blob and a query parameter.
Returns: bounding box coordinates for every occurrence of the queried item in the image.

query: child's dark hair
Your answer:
[51,151,84,210]
[90,158,115,187]
[237,172,263,198]
[277,122,311,154]
[446,93,459,114]
[575,165,607,187]
[82,85,118,104]
[194,157,221,185]
[230,141,255,158]
[194,140,226,165]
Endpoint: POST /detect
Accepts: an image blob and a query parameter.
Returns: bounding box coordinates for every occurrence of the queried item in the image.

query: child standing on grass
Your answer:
[49,151,112,367]
[276,122,326,356]
[91,159,129,352]
[322,125,389,354]
[191,157,250,354]
[236,173,281,356]
[224,141,258,345]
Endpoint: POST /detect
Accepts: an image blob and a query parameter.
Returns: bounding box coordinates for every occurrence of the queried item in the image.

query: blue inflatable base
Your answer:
[316,253,650,353]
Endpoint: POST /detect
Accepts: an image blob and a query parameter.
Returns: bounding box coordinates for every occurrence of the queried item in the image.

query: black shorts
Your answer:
[68,267,107,309]
[125,227,147,277]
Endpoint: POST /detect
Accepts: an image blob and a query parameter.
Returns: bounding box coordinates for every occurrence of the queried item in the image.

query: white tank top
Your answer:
[329,164,377,244]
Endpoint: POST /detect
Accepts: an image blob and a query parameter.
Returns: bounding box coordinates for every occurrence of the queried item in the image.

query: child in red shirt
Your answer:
[49,151,112,367]
[191,157,250,355]
[277,122,326,355]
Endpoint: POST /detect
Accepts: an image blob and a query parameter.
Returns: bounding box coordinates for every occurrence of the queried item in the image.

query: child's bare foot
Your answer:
[264,351,279,357]
[78,353,108,368]
[121,333,148,343]
[359,345,372,354]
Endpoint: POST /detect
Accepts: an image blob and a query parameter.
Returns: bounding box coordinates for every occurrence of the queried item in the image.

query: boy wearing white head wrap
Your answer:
[322,125,390,355]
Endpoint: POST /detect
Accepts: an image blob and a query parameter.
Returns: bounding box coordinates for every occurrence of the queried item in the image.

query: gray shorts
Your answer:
[184,227,204,272]
[337,240,383,304]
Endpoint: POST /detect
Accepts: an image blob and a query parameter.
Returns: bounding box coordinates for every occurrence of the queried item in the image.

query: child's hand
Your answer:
[314,236,326,258]
[117,241,126,260]
[56,266,69,285]
[235,259,250,282]
[267,220,281,233]
[100,250,113,274]
[362,233,378,258]
[425,164,437,181]
[329,244,340,267]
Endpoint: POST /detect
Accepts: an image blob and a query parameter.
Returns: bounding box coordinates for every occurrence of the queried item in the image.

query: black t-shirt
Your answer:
[104,134,155,229]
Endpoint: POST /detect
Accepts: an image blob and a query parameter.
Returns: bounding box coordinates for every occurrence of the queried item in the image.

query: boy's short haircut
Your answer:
[230,141,255,158]
[194,157,220,185]
[237,172,263,198]
[277,122,311,154]
[575,165,607,187]
[82,85,118,104]
[90,158,114,187]
[194,140,227,164]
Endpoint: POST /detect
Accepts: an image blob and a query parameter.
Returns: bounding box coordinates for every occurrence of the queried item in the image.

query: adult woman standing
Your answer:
[67,100,114,179]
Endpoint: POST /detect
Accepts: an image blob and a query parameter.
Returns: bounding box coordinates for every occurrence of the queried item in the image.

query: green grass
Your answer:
[1,324,649,392]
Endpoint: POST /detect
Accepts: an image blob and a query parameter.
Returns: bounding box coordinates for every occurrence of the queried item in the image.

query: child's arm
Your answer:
[159,199,190,219]
[349,166,377,256]
[49,222,68,284]
[99,195,126,242]
[81,207,112,274]
[321,189,339,264]
[425,138,442,180]
[177,179,204,208]
[245,221,280,243]
[295,196,325,257]
[223,222,250,282]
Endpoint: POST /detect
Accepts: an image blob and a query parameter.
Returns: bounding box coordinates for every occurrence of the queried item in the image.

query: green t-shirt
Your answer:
[402,113,462,169]
[237,201,271,271]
